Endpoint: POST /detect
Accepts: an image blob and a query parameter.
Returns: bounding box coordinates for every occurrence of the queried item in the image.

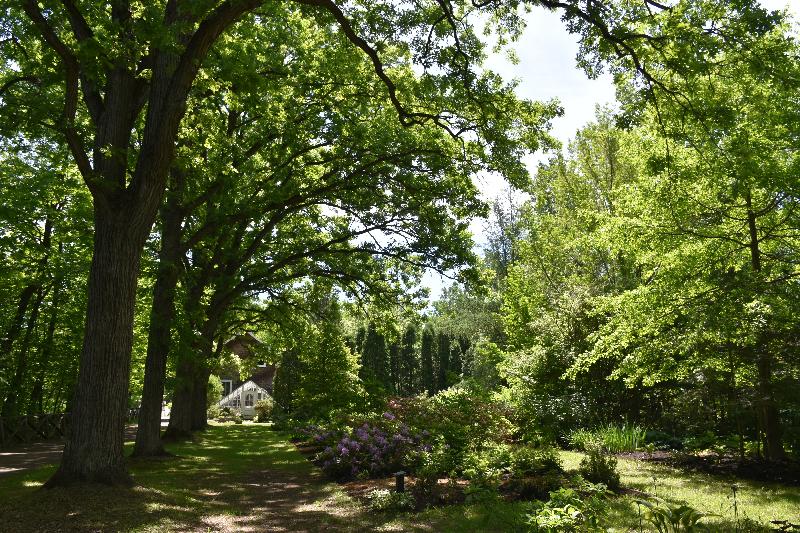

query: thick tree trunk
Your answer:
[163,356,195,440]
[190,367,211,431]
[133,198,183,457]
[45,211,145,487]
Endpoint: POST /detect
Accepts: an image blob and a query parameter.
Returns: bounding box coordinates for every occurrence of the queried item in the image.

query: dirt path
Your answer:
[0,423,165,477]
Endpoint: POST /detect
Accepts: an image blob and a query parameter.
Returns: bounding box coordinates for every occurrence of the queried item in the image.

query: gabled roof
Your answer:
[249,365,276,393]
[218,379,271,407]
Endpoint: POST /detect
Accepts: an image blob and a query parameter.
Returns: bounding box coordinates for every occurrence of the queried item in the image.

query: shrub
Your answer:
[511,446,563,477]
[255,398,275,422]
[636,497,713,532]
[232,412,243,424]
[645,430,684,450]
[314,416,430,480]
[207,404,222,420]
[207,375,224,408]
[578,443,620,492]
[390,386,513,468]
[683,430,717,452]
[527,485,608,532]
[367,489,416,512]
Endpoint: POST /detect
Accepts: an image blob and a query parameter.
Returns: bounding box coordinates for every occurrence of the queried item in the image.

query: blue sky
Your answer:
[422,0,799,300]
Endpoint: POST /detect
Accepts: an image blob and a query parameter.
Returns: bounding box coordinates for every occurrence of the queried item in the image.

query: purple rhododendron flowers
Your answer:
[307,416,431,480]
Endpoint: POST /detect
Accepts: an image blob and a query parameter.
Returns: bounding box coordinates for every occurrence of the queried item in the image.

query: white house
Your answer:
[218,378,271,419]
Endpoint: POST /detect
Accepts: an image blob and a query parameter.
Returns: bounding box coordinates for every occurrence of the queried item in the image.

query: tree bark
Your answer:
[190,367,211,431]
[163,356,195,440]
[133,194,183,457]
[744,192,785,461]
[45,209,146,487]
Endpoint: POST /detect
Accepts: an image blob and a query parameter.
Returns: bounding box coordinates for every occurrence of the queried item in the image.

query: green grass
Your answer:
[0,423,371,532]
[0,426,797,532]
[561,450,800,531]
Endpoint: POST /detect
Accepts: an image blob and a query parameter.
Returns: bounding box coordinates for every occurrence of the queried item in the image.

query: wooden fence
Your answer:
[0,413,68,448]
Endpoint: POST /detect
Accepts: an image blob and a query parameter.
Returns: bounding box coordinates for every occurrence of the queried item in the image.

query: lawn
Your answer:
[0,423,373,532]
[0,425,797,532]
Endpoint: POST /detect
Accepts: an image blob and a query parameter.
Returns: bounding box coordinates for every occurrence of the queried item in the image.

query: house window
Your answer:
[221,379,232,398]
[245,393,254,407]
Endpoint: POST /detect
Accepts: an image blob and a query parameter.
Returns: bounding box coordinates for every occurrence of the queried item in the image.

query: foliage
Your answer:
[313,415,429,480]
[207,375,224,409]
[526,484,609,533]
[636,497,713,533]
[578,444,620,492]
[367,489,416,512]
[254,398,275,423]
[207,405,223,420]
[569,424,646,453]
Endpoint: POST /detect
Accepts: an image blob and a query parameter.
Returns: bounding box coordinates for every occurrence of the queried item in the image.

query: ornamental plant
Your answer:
[311,412,432,480]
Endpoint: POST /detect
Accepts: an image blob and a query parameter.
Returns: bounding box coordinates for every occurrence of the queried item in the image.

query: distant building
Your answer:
[217,332,276,419]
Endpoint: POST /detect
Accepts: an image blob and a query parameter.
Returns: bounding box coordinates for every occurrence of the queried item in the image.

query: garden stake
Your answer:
[732,484,739,532]
[636,500,643,533]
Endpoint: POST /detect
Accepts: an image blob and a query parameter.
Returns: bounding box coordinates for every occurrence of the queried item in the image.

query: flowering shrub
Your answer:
[302,413,432,480]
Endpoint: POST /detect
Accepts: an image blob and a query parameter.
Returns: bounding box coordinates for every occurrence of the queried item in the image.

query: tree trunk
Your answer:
[757,352,786,461]
[133,197,183,457]
[190,367,211,431]
[28,268,62,415]
[744,192,785,461]
[163,356,195,440]
[2,286,46,417]
[0,285,38,403]
[45,210,145,487]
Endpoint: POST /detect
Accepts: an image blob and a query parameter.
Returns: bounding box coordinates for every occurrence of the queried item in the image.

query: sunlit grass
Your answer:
[560,450,800,530]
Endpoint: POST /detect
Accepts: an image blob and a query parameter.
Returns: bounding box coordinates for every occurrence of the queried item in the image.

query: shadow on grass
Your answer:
[0,424,374,532]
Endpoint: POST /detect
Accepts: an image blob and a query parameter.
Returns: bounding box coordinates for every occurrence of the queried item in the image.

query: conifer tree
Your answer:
[361,322,388,388]
[420,327,436,394]
[399,325,417,395]
[389,341,400,393]
[437,332,451,391]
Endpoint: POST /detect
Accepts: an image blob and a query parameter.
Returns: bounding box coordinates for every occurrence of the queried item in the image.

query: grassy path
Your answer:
[0,424,376,532]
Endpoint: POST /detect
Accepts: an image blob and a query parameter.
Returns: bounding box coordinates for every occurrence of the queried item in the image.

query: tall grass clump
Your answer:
[569,423,646,453]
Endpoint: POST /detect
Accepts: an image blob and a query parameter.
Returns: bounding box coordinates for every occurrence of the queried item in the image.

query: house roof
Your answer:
[249,364,276,393]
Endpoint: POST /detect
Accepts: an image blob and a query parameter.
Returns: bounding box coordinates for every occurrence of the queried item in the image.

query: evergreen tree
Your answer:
[354,326,366,358]
[399,325,417,396]
[450,341,463,380]
[420,327,436,394]
[389,341,400,394]
[273,349,303,414]
[361,322,389,388]
[437,332,451,391]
